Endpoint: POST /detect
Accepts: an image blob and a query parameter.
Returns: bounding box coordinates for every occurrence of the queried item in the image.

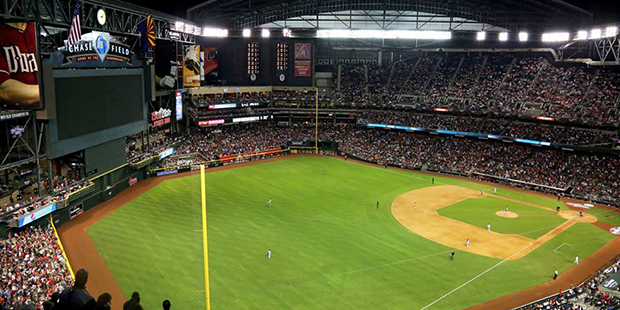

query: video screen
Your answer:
[54,70,144,140]
[0,22,41,109]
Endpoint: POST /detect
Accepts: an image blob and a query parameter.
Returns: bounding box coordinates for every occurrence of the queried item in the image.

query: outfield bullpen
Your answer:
[58,156,620,310]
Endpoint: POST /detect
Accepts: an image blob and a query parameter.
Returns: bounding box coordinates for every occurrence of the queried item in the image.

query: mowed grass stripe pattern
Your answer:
[86,157,615,310]
[438,196,566,239]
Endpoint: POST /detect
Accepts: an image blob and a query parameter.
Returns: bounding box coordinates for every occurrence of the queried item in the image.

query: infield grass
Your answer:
[437,196,566,239]
[86,156,615,310]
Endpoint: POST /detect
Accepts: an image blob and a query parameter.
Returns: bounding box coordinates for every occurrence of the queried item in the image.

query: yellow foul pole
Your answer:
[200,165,211,310]
[315,88,319,154]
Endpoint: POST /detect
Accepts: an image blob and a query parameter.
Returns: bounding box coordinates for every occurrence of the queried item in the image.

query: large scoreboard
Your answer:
[46,68,147,158]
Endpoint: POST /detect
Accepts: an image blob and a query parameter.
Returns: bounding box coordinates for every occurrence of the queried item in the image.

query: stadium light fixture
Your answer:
[605,26,618,37]
[576,30,588,40]
[202,27,228,37]
[283,28,291,37]
[590,29,601,39]
[242,28,251,38]
[541,32,570,42]
[518,32,528,42]
[175,21,185,31]
[498,32,508,41]
[316,29,451,40]
[476,31,486,41]
[261,29,270,38]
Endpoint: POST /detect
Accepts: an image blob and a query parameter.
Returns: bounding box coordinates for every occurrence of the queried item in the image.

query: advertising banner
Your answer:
[151,108,171,127]
[69,203,84,219]
[198,119,225,126]
[52,31,138,68]
[159,147,174,160]
[203,47,218,83]
[0,22,41,109]
[183,45,201,87]
[175,90,183,121]
[294,43,311,59]
[294,60,311,77]
[18,202,57,227]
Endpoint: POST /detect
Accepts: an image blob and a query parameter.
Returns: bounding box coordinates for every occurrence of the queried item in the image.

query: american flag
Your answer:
[66,0,82,47]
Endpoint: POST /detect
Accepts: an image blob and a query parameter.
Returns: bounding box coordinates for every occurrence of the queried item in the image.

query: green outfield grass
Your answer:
[437,196,566,239]
[86,156,615,310]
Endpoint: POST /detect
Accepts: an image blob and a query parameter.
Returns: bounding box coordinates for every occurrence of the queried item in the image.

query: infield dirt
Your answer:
[391,185,597,260]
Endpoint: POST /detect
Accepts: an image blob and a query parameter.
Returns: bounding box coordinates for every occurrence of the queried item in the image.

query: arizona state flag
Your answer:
[137,15,155,51]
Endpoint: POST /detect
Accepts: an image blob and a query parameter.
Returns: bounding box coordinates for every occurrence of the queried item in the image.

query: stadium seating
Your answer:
[331,53,620,125]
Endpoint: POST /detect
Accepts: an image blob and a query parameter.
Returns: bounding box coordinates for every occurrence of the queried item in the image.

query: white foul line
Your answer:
[553,243,573,253]
[419,219,576,310]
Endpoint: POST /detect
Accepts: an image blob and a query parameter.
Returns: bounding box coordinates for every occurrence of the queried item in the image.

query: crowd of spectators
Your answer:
[155,123,620,204]
[0,227,160,310]
[0,225,72,310]
[330,53,620,125]
[126,132,187,163]
[0,176,94,224]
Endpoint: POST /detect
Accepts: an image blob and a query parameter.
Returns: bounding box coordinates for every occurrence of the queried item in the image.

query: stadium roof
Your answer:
[187,0,593,32]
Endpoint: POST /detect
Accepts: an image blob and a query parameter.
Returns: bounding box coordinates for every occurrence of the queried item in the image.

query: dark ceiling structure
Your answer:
[187,0,593,31]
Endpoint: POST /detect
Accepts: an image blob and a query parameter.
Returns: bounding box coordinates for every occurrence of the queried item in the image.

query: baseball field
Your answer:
[60,155,620,310]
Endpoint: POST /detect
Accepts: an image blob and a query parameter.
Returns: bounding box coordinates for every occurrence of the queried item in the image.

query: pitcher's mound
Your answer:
[496,211,519,218]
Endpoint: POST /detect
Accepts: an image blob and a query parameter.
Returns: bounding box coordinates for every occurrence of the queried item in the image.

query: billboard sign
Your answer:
[159,147,174,160]
[18,202,57,227]
[0,22,41,109]
[294,60,311,77]
[183,45,201,87]
[52,31,137,68]
[175,90,183,121]
[198,119,225,126]
[294,43,311,59]
[151,108,171,127]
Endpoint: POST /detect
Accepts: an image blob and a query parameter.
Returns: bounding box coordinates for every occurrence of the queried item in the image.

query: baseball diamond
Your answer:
[61,156,617,310]
[2,1,620,310]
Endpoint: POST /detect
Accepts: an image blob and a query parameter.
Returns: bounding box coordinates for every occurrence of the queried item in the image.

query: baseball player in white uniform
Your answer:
[574,256,579,265]
[268,198,272,206]
[267,249,272,259]
[487,223,491,231]
[466,239,470,248]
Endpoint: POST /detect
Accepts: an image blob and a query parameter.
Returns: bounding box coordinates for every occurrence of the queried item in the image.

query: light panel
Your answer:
[576,30,588,40]
[202,27,228,37]
[316,29,451,40]
[261,29,270,38]
[518,32,528,42]
[498,32,508,41]
[476,31,486,41]
[283,28,291,37]
[590,29,602,39]
[242,28,251,38]
[541,32,570,42]
[605,26,618,37]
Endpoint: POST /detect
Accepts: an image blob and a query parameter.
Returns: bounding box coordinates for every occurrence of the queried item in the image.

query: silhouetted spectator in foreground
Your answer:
[162,300,171,310]
[58,268,95,310]
[94,293,112,310]
[123,292,141,310]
